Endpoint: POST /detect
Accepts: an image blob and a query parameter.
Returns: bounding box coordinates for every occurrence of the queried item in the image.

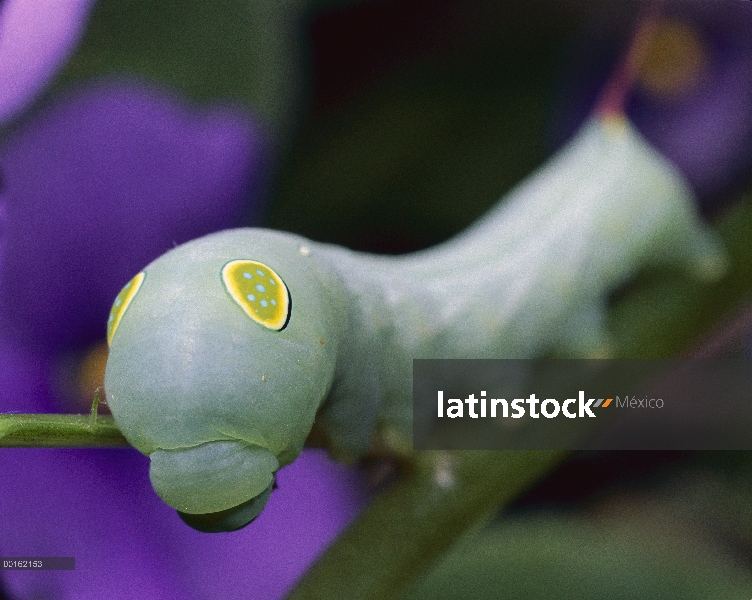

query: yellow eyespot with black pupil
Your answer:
[222,260,290,331]
[107,272,145,346]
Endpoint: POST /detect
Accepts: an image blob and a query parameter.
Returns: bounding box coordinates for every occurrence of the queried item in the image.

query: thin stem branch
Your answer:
[0,414,130,447]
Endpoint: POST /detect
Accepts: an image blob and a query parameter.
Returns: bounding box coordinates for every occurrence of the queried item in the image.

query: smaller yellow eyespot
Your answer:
[107,272,145,346]
[222,260,290,331]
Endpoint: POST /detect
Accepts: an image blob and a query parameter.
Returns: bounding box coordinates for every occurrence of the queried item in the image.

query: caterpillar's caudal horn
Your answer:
[149,440,279,532]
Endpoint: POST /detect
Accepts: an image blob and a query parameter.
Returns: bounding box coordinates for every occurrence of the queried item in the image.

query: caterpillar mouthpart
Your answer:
[178,481,275,533]
[149,441,278,519]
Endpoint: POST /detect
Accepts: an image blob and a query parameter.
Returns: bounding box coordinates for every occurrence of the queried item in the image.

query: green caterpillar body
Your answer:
[104,116,724,532]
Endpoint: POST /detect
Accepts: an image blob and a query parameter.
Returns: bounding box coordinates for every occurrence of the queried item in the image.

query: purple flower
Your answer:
[0,0,96,125]
[0,80,366,598]
[0,78,266,351]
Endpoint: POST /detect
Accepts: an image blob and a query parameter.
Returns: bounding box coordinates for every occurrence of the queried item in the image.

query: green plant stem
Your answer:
[0,414,129,447]
[285,450,567,600]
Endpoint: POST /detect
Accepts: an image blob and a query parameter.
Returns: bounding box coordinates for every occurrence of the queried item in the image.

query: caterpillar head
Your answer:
[103,229,340,532]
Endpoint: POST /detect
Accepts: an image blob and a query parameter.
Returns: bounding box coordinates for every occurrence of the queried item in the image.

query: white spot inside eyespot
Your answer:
[256,270,265,277]
[260,300,268,308]
[247,294,255,301]
[243,272,252,279]
[255,284,265,292]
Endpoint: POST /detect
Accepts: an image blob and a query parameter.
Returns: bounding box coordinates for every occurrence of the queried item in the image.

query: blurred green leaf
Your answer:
[404,514,752,600]
[53,0,309,135]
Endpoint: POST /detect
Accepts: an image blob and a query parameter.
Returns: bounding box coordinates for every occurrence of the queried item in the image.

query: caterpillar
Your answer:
[103,115,725,532]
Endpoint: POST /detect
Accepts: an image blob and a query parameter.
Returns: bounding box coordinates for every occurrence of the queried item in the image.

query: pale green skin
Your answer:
[104,117,724,520]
